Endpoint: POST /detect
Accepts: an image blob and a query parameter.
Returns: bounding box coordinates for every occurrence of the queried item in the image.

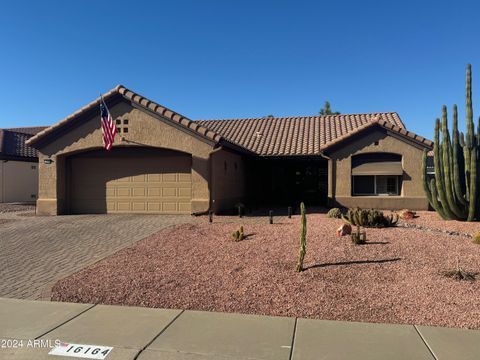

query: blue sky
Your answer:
[1,0,479,139]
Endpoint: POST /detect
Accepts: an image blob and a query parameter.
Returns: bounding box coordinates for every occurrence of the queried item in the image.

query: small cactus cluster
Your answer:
[342,208,398,228]
[327,207,343,219]
[351,225,367,245]
[422,64,480,221]
[296,202,307,272]
[231,226,245,242]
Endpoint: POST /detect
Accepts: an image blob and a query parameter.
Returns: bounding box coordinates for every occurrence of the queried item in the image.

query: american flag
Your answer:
[100,98,116,150]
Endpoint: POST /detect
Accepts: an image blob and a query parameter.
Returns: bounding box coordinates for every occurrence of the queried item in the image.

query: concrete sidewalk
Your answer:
[0,298,479,359]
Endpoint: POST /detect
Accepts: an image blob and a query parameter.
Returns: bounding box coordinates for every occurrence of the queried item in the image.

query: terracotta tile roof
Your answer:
[0,127,46,159]
[196,113,431,156]
[6,127,48,136]
[24,84,431,157]
[26,85,225,148]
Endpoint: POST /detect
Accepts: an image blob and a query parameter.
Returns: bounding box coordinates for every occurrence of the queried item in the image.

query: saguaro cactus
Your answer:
[296,202,307,272]
[422,64,480,221]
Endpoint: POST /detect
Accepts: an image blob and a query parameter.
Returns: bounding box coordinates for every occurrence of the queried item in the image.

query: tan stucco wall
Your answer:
[36,100,214,215]
[210,149,246,213]
[0,160,38,203]
[327,128,429,210]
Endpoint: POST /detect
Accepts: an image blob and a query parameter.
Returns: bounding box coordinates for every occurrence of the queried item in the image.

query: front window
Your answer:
[351,153,402,196]
[352,175,400,196]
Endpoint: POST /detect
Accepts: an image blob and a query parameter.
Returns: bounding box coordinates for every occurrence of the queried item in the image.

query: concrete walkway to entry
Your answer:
[1,298,479,359]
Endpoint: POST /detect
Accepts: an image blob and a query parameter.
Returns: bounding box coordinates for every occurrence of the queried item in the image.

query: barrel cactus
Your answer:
[422,64,480,221]
[342,208,398,228]
[327,207,343,219]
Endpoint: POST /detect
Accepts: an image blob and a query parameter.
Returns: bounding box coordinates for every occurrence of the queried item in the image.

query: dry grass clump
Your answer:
[441,259,477,281]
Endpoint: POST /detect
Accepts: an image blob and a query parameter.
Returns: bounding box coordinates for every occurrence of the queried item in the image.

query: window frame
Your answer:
[352,175,400,196]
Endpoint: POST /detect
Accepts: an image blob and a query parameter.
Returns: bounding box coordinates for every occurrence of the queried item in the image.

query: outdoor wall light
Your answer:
[43,158,53,164]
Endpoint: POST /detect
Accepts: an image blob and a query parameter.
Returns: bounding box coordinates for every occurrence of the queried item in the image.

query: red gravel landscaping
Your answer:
[52,212,480,329]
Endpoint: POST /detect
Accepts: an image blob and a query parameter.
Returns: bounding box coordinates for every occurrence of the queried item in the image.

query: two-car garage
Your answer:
[68,147,192,214]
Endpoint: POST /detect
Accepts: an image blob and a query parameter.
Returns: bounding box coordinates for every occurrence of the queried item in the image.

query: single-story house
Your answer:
[0,127,47,203]
[26,85,433,215]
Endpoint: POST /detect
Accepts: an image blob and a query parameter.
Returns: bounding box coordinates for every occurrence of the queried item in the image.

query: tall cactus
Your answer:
[296,202,307,272]
[422,64,479,221]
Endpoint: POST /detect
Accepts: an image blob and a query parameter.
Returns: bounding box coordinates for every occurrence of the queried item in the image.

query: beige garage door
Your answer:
[69,148,192,214]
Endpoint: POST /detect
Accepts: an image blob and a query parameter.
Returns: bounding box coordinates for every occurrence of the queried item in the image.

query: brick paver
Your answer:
[0,211,194,300]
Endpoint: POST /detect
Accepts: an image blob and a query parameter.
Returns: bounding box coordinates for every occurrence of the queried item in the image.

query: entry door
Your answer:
[69,148,192,214]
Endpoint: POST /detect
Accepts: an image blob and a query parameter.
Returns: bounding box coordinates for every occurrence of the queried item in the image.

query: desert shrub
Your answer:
[327,208,343,219]
[441,259,476,281]
[442,269,476,281]
[342,208,398,228]
[231,226,245,242]
[473,233,480,244]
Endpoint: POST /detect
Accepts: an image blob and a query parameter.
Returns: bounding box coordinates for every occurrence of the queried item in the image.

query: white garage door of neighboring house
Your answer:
[69,148,192,214]
[0,160,38,203]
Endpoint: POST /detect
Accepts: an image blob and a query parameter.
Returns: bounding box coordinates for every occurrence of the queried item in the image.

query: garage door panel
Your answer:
[147,174,161,182]
[132,202,146,211]
[178,188,192,197]
[178,202,192,212]
[148,188,161,196]
[178,173,191,182]
[69,150,192,214]
[162,202,177,212]
[162,188,177,197]
[148,202,161,211]
[162,173,177,182]
[132,187,146,197]
[117,202,132,211]
[107,202,116,212]
[132,174,147,183]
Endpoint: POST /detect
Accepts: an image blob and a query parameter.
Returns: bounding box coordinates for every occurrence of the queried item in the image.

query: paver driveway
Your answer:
[0,211,194,300]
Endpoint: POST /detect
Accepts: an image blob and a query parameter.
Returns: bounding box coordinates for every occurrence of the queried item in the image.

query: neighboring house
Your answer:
[26,86,433,215]
[0,127,47,203]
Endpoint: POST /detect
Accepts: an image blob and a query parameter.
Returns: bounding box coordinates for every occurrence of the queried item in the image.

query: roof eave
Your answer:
[26,85,224,149]
[322,121,433,153]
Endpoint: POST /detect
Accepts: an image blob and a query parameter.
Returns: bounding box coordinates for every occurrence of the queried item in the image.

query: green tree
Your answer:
[319,101,340,115]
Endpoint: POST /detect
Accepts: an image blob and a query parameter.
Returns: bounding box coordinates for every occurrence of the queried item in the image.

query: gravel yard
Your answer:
[52,212,480,329]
